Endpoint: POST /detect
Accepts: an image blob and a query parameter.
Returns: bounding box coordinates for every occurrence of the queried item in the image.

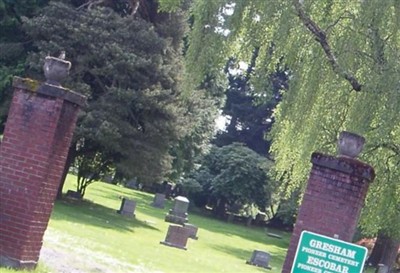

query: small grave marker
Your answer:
[165,196,189,225]
[66,190,82,199]
[160,225,190,250]
[377,264,389,273]
[183,223,199,240]
[152,193,166,209]
[267,232,282,239]
[247,250,272,269]
[117,198,136,217]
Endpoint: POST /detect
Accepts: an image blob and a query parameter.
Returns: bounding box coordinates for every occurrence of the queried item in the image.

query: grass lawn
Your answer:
[0,175,379,273]
[0,175,291,273]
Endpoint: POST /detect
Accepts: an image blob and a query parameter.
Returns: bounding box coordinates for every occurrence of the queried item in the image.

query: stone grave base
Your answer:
[160,225,189,250]
[165,214,188,225]
[66,190,82,200]
[183,223,198,240]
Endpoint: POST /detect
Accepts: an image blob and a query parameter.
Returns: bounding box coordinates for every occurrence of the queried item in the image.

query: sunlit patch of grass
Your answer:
[2,175,291,272]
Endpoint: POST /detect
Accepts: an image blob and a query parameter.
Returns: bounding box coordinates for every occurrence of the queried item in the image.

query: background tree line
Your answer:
[0,0,284,225]
[1,0,398,268]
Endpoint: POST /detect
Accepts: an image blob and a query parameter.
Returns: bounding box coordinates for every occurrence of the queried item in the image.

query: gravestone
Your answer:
[126,179,138,189]
[165,196,189,225]
[103,175,113,184]
[183,223,198,240]
[376,264,389,273]
[164,182,173,199]
[66,190,82,199]
[151,193,166,209]
[247,250,272,269]
[117,198,136,217]
[254,213,267,225]
[246,216,253,227]
[160,225,190,250]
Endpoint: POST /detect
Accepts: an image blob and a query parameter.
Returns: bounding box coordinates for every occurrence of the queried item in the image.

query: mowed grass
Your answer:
[1,175,290,273]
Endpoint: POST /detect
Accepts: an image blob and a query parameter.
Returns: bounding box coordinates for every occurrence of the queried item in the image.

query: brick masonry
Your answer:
[0,77,85,269]
[282,152,375,273]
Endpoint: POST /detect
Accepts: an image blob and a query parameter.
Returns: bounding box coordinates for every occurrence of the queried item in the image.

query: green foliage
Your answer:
[168,89,220,181]
[74,150,113,196]
[214,52,287,156]
[184,143,274,214]
[22,1,191,193]
[187,0,400,239]
[0,0,48,131]
[158,0,185,12]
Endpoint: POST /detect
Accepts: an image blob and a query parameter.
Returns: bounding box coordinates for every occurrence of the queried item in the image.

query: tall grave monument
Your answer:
[0,55,86,269]
[282,131,375,273]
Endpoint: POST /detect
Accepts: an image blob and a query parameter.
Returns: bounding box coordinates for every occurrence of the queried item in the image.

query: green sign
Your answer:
[291,231,367,273]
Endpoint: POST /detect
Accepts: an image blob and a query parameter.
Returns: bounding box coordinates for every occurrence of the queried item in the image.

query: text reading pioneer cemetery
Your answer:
[291,231,367,273]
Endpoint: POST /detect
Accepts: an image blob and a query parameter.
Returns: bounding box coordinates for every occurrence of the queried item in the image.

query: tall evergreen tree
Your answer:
[0,0,49,132]
[22,0,196,196]
[214,49,287,156]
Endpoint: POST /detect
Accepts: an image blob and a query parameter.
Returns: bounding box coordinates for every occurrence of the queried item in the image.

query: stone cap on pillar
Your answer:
[311,152,375,182]
[12,76,86,107]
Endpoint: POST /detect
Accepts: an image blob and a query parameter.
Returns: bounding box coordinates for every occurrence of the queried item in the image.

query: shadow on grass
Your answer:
[210,243,287,271]
[59,181,289,251]
[209,245,276,272]
[118,190,175,220]
[51,198,161,232]
[210,244,254,261]
[188,211,290,249]
[88,186,174,220]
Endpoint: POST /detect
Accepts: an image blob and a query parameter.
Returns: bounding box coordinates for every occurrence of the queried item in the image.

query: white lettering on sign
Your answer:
[307,256,349,273]
[309,240,356,259]
[301,246,327,258]
[298,262,322,273]
[328,254,359,267]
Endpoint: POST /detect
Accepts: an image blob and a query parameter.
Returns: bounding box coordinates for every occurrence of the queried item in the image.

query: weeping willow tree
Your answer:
[186,0,400,257]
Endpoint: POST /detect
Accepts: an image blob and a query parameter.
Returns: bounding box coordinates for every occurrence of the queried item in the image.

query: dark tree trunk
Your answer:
[369,233,400,271]
[380,238,400,271]
[213,198,227,219]
[369,233,386,267]
[112,168,124,185]
[56,145,76,199]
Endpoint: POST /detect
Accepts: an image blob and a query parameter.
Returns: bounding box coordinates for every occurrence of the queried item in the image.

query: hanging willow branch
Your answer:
[293,0,362,91]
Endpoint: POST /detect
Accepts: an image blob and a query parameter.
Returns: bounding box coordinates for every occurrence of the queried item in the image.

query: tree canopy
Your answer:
[0,0,49,132]
[186,0,400,240]
[183,143,274,217]
[18,0,219,196]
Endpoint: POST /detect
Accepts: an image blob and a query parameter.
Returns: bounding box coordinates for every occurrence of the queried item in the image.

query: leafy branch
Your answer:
[292,0,362,91]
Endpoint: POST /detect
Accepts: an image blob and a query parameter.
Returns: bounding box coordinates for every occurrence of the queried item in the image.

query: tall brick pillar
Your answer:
[0,57,85,269]
[282,132,375,273]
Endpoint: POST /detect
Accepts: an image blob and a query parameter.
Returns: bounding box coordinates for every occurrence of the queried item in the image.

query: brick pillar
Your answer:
[282,152,375,273]
[0,76,85,269]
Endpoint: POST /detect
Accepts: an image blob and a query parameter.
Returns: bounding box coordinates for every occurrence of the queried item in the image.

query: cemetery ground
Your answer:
[1,175,291,273]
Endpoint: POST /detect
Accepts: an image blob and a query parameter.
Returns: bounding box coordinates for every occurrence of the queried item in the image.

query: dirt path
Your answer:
[40,228,163,273]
